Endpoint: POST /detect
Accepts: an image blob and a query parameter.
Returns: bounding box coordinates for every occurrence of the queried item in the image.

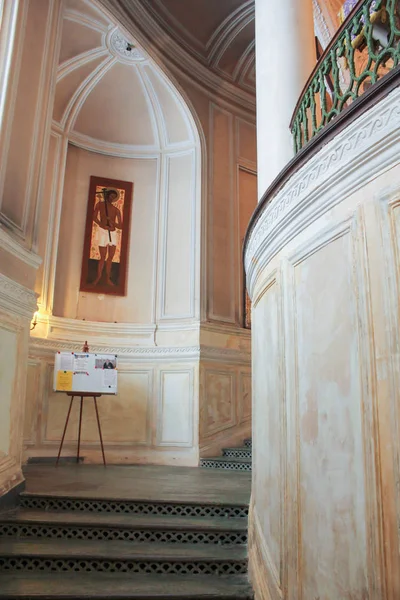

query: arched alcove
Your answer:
[47,0,201,329]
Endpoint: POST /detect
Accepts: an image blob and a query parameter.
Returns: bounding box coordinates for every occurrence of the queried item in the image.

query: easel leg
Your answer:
[94,397,106,466]
[56,396,74,467]
[77,396,83,463]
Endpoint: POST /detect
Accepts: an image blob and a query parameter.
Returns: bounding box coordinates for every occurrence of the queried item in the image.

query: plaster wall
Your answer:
[245,87,400,599]
[19,0,256,467]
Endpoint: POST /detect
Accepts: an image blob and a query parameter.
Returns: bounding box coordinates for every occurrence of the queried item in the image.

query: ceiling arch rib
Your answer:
[62,56,116,132]
[57,48,109,81]
[64,9,107,34]
[233,40,255,83]
[207,4,255,65]
[124,0,256,99]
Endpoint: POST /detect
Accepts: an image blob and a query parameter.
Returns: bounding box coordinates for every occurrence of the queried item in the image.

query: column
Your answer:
[255,0,316,199]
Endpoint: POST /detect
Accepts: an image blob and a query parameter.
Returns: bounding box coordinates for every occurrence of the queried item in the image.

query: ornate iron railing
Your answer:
[291,0,400,153]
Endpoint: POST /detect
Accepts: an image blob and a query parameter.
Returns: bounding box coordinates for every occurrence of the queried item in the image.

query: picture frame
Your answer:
[79,176,133,296]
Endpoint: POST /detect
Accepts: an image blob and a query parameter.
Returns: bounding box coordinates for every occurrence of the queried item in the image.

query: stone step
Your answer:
[19,494,248,519]
[222,448,252,459]
[0,572,253,599]
[0,509,247,545]
[0,538,248,575]
[200,458,251,472]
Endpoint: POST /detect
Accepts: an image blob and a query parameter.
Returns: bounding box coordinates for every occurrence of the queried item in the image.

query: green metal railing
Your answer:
[291,0,400,153]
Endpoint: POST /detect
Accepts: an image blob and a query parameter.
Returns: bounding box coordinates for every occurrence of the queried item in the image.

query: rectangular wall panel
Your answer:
[23,361,40,444]
[1,0,50,231]
[236,118,257,165]
[252,280,282,582]
[159,370,192,446]
[0,325,17,455]
[209,105,235,322]
[162,152,194,318]
[239,371,251,422]
[293,231,368,598]
[201,369,235,438]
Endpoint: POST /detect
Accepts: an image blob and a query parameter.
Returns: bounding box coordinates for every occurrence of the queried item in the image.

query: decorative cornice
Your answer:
[30,337,201,360]
[29,337,250,363]
[0,273,38,319]
[0,227,42,269]
[245,85,400,297]
[201,345,251,364]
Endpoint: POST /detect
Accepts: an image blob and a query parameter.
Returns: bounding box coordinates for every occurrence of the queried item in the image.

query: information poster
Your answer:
[54,352,118,394]
[56,370,73,391]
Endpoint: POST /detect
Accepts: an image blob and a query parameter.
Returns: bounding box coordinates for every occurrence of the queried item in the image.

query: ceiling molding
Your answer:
[207,0,254,49]
[97,0,256,112]
[233,40,255,82]
[62,56,116,132]
[67,130,161,158]
[208,7,254,67]
[63,8,108,34]
[57,47,109,81]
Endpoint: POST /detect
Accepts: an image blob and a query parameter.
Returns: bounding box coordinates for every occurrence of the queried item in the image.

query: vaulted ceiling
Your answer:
[139,0,256,95]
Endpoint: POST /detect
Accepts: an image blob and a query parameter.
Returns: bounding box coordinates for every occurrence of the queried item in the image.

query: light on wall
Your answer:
[30,311,38,331]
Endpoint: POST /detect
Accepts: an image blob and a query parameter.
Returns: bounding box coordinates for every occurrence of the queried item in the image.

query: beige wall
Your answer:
[245,86,400,599]
[18,0,256,467]
[0,0,60,496]
[0,0,256,483]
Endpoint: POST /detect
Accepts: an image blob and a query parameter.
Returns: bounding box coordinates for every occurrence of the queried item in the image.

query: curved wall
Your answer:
[245,86,400,598]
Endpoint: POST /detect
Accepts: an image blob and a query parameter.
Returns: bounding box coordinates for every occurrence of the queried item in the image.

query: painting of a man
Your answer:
[80,176,133,296]
[92,188,122,286]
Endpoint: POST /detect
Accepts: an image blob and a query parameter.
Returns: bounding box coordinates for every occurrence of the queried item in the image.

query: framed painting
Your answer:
[79,176,133,296]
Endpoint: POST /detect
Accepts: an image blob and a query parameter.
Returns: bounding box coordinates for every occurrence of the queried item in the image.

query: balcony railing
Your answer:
[291,0,400,153]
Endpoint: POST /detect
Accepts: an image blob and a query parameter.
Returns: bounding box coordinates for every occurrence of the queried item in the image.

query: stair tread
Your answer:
[0,538,247,560]
[0,572,253,598]
[0,509,247,531]
[201,457,251,463]
[222,448,251,453]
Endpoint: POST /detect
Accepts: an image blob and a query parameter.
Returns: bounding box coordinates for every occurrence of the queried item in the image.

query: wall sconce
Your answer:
[30,312,38,331]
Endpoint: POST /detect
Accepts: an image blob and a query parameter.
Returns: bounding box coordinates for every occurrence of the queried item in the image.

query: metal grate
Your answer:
[200,460,252,472]
[0,523,247,545]
[0,557,247,575]
[19,497,248,519]
[244,439,252,448]
[223,449,252,459]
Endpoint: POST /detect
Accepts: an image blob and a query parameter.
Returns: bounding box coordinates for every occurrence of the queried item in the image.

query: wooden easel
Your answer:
[56,392,106,466]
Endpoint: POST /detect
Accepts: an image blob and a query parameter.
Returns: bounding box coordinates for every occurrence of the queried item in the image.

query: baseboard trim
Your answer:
[0,479,25,511]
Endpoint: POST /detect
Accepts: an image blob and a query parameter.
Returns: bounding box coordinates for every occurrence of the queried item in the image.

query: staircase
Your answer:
[0,465,253,599]
[200,439,252,472]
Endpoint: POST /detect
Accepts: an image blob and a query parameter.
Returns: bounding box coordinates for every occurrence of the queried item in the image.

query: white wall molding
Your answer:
[29,336,249,363]
[0,272,37,319]
[0,226,42,268]
[245,86,400,297]
[29,336,201,361]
